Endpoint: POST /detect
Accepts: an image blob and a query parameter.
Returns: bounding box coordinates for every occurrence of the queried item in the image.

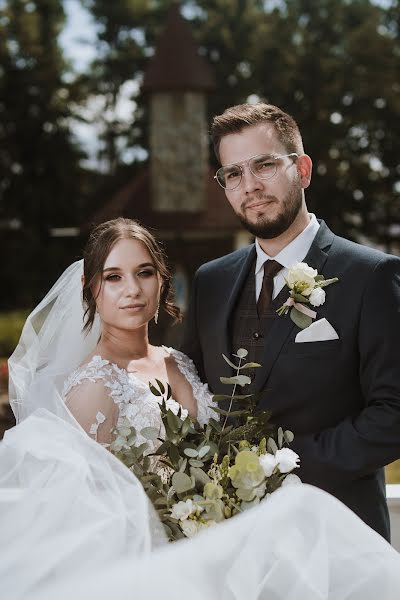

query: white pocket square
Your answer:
[295,318,339,343]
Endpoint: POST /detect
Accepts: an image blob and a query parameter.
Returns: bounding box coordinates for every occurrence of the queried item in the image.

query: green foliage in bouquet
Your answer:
[110,349,300,541]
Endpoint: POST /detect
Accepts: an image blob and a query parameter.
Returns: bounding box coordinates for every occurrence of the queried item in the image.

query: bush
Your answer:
[0,310,29,358]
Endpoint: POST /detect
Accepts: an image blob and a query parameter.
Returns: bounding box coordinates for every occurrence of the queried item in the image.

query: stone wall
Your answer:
[150,92,209,212]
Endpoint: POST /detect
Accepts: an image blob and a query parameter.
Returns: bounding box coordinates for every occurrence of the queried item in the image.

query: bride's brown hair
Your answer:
[82,218,181,332]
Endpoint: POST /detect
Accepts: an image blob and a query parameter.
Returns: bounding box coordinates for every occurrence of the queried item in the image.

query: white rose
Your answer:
[286,262,317,296]
[281,474,302,487]
[275,448,300,473]
[170,499,196,521]
[259,453,277,477]
[180,519,199,538]
[309,287,326,307]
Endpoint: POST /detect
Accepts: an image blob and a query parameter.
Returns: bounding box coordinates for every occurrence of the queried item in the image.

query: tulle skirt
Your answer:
[1,410,399,600]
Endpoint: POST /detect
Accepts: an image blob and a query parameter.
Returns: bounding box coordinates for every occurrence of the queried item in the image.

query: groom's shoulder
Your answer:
[331,231,399,267]
[196,245,254,278]
[328,229,400,280]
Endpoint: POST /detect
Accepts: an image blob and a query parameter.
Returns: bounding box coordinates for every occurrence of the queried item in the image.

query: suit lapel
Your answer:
[254,221,335,391]
[217,245,256,373]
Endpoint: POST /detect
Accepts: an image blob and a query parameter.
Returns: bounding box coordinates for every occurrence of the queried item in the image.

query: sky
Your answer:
[60,0,142,169]
[59,0,97,73]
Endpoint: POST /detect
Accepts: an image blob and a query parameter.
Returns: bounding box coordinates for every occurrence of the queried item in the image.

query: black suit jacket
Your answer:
[181,221,400,540]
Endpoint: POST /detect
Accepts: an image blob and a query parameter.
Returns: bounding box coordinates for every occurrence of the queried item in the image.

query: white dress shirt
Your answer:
[255,214,320,301]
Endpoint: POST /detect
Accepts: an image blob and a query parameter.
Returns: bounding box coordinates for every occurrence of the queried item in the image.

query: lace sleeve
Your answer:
[167,348,218,427]
[64,378,119,445]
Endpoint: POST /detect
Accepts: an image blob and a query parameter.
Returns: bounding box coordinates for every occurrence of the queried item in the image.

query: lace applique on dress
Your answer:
[63,354,193,452]
[89,412,106,441]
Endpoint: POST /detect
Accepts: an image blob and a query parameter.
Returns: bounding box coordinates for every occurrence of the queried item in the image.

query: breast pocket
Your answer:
[283,339,342,357]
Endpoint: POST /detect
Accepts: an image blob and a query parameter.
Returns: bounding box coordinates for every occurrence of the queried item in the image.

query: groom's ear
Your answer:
[297,154,312,189]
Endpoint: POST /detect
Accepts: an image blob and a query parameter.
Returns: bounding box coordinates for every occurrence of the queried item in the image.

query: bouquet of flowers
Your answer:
[110,349,300,540]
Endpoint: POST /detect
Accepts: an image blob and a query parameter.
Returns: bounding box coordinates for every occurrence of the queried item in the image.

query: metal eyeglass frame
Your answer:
[214,152,299,190]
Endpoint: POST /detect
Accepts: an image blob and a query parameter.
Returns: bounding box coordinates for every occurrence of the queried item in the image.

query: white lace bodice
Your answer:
[62,347,217,451]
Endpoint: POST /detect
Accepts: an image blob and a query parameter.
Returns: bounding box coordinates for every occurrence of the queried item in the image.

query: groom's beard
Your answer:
[236,183,303,240]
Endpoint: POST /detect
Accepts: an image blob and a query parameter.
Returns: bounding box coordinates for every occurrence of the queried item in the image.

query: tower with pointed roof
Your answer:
[143,3,215,212]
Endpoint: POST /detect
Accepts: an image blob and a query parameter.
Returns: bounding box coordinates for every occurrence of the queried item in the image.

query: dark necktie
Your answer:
[257,260,283,317]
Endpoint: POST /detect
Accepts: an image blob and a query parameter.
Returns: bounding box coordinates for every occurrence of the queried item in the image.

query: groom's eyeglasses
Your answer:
[214,153,299,191]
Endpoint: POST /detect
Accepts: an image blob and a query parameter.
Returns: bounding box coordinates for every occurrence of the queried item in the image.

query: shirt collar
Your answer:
[255,214,320,275]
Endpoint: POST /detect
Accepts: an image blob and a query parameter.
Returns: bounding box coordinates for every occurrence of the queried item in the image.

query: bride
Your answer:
[1,218,400,600]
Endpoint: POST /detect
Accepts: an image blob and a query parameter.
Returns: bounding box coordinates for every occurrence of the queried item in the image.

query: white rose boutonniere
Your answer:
[277,262,338,329]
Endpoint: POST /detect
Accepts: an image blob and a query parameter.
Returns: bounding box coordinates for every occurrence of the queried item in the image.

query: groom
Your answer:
[182,102,400,541]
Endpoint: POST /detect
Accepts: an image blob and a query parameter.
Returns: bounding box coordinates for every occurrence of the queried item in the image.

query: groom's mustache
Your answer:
[241,193,278,211]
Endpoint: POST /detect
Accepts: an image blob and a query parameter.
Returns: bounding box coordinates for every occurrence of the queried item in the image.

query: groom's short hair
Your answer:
[211,102,304,162]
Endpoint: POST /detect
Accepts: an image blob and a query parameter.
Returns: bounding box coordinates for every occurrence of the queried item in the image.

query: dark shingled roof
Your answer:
[143,4,215,93]
[89,167,240,234]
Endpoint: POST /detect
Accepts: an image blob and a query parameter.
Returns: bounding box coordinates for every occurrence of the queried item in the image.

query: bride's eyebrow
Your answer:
[102,262,156,272]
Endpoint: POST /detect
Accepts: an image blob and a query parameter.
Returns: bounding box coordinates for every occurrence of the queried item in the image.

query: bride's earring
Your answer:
[154,302,160,325]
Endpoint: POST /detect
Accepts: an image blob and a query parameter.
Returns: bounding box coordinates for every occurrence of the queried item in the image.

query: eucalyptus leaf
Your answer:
[290,307,313,330]
[172,472,193,494]
[183,448,199,458]
[198,445,210,459]
[278,427,283,449]
[179,458,187,472]
[190,466,211,485]
[127,433,137,445]
[166,382,172,400]
[140,426,159,441]
[212,394,233,403]
[189,458,204,468]
[222,353,239,370]
[241,362,262,369]
[181,417,192,437]
[284,430,294,444]
[211,407,248,417]
[235,348,248,358]
[267,437,278,454]
[136,442,149,456]
[220,375,251,387]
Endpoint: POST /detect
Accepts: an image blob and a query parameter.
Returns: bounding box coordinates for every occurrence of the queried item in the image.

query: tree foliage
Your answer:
[0,0,399,309]
[0,0,86,307]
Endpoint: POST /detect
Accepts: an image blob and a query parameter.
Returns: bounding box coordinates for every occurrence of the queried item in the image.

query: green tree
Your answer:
[188,0,400,247]
[0,0,86,307]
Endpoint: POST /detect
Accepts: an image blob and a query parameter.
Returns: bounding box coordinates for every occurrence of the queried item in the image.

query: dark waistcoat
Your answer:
[230,259,286,393]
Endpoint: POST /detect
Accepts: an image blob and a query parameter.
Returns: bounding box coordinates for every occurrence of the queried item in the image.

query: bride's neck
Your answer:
[96,325,151,364]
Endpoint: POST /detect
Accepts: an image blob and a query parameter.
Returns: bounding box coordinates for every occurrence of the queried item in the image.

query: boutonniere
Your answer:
[277,262,339,329]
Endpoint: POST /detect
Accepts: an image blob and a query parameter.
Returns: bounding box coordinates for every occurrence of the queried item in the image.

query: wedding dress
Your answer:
[62,348,216,450]
[1,260,400,600]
